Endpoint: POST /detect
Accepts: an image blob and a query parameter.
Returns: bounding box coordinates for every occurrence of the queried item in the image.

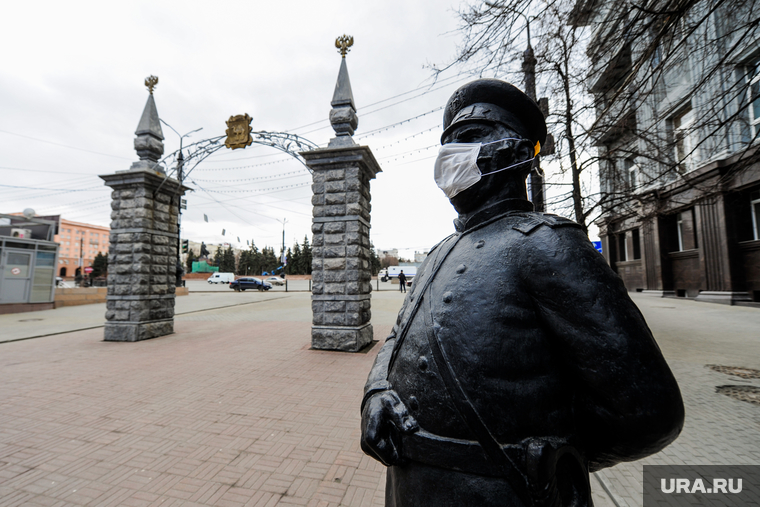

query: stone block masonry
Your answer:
[303,146,382,352]
[100,169,188,342]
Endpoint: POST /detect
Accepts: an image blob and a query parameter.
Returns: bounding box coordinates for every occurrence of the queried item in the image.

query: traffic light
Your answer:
[181,239,189,253]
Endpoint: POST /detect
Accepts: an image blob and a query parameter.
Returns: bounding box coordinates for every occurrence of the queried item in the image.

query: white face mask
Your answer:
[433,138,536,199]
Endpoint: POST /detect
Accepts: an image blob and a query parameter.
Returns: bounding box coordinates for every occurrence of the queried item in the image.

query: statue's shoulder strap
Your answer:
[512,212,583,235]
[387,232,462,374]
[420,294,534,506]
[428,233,456,255]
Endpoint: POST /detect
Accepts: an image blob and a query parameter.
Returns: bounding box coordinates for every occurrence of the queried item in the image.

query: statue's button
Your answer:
[408,396,419,411]
[456,264,467,274]
[476,240,485,249]
[442,291,454,303]
[418,356,428,371]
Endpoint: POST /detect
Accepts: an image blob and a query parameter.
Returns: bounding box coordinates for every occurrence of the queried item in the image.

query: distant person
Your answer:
[397,270,407,293]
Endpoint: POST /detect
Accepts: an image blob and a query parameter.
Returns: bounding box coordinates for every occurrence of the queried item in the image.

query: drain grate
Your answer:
[707,364,760,379]
[716,385,760,406]
[18,318,43,322]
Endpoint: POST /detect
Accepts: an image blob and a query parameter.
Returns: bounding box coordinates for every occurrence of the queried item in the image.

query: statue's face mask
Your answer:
[433,138,538,199]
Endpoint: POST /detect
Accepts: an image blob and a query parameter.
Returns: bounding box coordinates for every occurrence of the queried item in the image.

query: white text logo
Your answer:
[661,478,742,494]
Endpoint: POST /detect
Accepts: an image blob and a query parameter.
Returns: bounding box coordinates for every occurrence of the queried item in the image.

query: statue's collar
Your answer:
[453,198,534,232]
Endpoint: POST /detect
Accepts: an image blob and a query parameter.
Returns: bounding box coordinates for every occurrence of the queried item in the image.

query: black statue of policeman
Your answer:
[360,79,684,507]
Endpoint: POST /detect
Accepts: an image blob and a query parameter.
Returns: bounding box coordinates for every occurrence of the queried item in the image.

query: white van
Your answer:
[207,272,235,284]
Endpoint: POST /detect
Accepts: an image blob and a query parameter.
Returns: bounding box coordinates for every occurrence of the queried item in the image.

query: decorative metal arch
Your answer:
[159,130,319,182]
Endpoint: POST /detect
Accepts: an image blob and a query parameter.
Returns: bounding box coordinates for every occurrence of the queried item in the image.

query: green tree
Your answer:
[284,247,293,275]
[288,242,302,275]
[301,235,312,275]
[248,242,262,275]
[91,252,108,277]
[261,246,278,274]
[212,246,222,267]
[369,243,381,276]
[220,245,236,273]
[237,249,249,276]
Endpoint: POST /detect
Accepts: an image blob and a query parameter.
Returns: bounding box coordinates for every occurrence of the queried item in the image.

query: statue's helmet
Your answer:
[441,79,547,151]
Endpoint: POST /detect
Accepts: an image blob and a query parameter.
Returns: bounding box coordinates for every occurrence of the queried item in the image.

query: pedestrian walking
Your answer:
[398,270,407,293]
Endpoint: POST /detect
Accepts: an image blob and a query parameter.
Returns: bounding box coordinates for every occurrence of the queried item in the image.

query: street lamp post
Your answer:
[175,151,185,287]
[514,12,546,212]
[276,218,288,272]
[161,120,202,287]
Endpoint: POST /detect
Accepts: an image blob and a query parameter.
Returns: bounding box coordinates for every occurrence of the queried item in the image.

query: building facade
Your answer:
[574,0,760,304]
[377,248,399,260]
[53,219,110,277]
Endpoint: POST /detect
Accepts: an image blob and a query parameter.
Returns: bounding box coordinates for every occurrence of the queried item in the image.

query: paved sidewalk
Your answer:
[0,292,290,344]
[0,291,759,506]
[591,295,760,507]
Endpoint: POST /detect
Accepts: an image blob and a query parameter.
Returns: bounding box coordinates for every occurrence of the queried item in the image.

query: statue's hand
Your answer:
[361,390,418,466]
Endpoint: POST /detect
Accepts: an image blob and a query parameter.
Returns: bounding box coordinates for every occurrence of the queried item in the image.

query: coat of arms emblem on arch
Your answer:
[224,113,253,150]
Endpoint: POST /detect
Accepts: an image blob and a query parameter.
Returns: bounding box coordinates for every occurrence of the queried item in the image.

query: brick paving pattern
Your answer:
[593,358,760,507]
[0,301,389,506]
[1,292,759,506]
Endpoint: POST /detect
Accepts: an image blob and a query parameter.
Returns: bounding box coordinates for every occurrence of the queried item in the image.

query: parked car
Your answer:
[265,276,286,286]
[230,277,272,292]
[207,272,235,284]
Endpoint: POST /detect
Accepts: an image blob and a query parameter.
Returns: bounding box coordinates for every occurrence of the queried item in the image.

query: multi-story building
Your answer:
[573,0,760,304]
[53,219,110,277]
[378,248,399,261]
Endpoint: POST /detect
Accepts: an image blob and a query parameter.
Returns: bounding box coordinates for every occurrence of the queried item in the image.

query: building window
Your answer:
[672,209,698,251]
[651,41,662,68]
[673,106,696,172]
[618,233,628,262]
[632,228,641,259]
[752,190,760,240]
[749,61,760,139]
[624,158,638,189]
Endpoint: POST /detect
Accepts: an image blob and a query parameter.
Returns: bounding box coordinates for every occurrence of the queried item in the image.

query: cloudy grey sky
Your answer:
[1,1,579,258]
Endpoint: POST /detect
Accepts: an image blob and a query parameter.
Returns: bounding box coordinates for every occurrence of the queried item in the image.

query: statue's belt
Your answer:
[400,428,526,479]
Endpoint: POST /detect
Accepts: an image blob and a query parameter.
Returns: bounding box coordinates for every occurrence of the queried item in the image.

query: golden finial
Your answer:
[144,75,158,95]
[335,35,354,58]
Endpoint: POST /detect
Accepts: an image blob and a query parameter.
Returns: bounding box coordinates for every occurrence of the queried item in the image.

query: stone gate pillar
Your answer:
[100,80,189,342]
[305,45,382,352]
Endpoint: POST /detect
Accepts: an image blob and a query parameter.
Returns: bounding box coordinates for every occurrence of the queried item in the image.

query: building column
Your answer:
[641,216,675,297]
[694,195,751,304]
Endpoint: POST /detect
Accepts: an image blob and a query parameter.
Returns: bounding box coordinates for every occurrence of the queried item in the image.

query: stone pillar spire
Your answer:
[304,36,383,352]
[131,75,165,173]
[99,75,190,342]
[329,36,358,147]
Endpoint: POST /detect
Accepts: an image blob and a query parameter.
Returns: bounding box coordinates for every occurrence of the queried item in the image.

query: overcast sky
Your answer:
[0,1,591,259]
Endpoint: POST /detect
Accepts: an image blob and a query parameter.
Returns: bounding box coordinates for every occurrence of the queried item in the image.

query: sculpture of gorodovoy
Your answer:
[361,79,684,507]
